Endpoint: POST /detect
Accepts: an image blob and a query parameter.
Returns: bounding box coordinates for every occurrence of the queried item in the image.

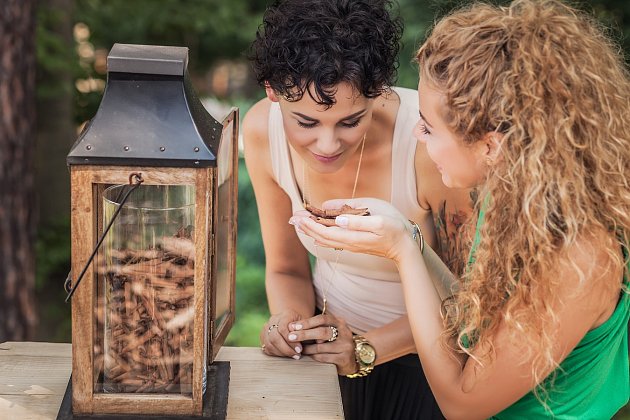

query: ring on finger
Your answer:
[267,324,279,334]
[328,325,339,342]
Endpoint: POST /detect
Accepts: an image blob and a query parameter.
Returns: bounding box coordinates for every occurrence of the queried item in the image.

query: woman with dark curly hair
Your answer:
[291,0,630,418]
[243,0,472,418]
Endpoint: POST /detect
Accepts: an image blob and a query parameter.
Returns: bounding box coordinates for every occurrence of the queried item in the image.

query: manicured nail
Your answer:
[292,354,301,360]
[288,333,297,341]
[295,346,302,353]
[293,324,303,330]
[336,216,348,227]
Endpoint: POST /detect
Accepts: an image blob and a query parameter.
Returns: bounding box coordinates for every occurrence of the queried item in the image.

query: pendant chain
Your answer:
[301,133,367,314]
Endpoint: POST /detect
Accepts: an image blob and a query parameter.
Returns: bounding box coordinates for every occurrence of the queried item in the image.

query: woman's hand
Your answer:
[288,314,358,376]
[290,197,414,264]
[260,309,305,359]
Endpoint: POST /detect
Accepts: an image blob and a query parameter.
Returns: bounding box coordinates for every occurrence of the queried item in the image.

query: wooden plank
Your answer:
[0,343,343,419]
[92,394,193,415]
[192,167,211,415]
[70,168,95,414]
[70,165,197,185]
[0,341,71,358]
[216,349,344,420]
[0,342,71,420]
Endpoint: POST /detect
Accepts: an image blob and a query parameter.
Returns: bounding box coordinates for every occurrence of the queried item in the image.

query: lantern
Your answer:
[63,44,237,416]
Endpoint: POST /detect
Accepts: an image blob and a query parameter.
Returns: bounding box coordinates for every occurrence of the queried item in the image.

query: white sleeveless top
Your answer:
[268,87,423,333]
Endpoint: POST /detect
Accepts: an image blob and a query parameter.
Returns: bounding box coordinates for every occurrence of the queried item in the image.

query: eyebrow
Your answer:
[292,109,367,122]
[419,110,434,128]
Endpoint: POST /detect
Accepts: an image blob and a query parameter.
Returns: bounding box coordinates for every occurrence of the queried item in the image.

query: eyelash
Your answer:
[296,120,361,129]
[297,121,317,128]
[419,122,431,135]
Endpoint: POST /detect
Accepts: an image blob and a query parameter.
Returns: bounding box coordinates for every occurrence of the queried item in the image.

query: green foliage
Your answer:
[225,256,268,346]
[34,219,72,341]
[236,158,265,266]
[74,0,268,68]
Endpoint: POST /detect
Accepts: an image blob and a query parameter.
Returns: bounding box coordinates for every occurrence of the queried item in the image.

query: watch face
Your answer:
[358,343,376,364]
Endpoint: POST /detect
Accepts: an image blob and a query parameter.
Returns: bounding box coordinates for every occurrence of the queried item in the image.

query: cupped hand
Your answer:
[288,313,358,376]
[292,197,412,263]
[260,309,304,359]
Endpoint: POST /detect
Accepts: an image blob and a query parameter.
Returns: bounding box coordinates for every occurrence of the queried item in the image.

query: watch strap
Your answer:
[346,335,376,378]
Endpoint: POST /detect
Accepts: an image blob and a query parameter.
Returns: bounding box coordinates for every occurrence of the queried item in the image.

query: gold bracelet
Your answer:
[408,220,424,254]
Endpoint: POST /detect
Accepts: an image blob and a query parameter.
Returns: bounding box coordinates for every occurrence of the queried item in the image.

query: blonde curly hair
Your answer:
[417,0,630,397]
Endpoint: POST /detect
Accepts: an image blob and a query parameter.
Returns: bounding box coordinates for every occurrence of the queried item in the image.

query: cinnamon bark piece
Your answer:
[305,203,370,226]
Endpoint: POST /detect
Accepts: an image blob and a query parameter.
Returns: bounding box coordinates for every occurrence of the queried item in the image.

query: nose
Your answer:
[316,129,340,155]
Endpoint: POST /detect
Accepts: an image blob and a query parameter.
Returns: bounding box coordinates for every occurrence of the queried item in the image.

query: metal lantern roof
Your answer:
[67,43,224,167]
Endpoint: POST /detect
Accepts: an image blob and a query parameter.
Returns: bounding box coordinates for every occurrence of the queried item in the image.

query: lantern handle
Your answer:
[64,173,144,302]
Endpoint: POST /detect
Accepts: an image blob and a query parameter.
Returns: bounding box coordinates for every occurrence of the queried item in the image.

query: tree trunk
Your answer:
[0,0,38,341]
[36,0,74,227]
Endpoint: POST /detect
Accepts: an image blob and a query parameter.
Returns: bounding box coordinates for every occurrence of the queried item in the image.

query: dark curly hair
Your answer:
[249,0,403,106]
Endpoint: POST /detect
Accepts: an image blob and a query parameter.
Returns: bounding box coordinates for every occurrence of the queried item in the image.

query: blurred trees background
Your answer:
[2,0,629,352]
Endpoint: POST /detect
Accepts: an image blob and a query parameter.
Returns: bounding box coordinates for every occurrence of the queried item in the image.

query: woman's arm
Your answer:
[242,99,316,358]
[292,201,619,419]
[288,313,417,375]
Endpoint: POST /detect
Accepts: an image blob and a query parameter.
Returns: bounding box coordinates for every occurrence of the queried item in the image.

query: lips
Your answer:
[312,152,342,163]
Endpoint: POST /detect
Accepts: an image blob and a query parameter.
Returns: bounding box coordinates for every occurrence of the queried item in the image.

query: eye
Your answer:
[419,122,431,135]
[297,120,318,129]
[340,119,360,128]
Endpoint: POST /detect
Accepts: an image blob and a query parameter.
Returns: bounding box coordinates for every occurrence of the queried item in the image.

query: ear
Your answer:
[480,132,504,165]
[264,82,280,102]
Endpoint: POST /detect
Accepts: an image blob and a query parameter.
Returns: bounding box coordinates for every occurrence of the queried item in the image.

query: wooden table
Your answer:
[0,342,343,420]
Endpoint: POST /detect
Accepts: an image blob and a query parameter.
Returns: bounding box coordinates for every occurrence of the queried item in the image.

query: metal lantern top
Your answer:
[67,43,224,167]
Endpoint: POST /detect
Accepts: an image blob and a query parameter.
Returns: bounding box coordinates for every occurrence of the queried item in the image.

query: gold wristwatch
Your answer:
[346,335,376,378]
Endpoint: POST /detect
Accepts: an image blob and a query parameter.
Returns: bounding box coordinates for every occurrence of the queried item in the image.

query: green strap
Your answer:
[466,195,490,270]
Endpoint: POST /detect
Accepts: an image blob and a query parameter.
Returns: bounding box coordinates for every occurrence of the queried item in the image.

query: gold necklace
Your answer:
[301,133,367,314]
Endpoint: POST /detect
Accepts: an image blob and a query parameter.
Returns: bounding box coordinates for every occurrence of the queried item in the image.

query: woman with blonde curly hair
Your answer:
[289,0,630,417]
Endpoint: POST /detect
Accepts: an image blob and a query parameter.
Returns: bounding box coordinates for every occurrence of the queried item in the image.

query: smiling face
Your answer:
[414,78,489,189]
[268,82,375,174]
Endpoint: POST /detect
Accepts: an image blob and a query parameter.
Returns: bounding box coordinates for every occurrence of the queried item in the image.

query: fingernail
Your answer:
[288,333,297,341]
[336,216,348,227]
[292,354,301,360]
[288,218,296,226]
[294,324,303,330]
[295,346,302,353]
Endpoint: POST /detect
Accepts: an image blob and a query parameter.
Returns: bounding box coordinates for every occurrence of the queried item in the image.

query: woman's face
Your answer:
[273,82,375,174]
[414,78,488,188]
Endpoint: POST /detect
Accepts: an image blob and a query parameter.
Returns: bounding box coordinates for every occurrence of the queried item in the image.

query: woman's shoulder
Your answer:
[242,97,273,152]
[392,86,419,111]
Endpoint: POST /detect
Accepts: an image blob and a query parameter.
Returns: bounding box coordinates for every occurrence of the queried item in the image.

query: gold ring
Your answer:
[334,247,343,251]
[328,326,339,342]
[267,324,279,333]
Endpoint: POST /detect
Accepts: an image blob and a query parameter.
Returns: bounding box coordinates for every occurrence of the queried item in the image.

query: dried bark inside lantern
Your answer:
[94,185,197,395]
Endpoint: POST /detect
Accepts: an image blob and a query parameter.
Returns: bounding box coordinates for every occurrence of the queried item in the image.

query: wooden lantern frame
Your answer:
[69,110,238,416]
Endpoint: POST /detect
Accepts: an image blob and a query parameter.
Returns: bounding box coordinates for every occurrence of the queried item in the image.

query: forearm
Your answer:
[363,316,417,365]
[422,244,459,300]
[266,271,316,319]
[394,239,471,417]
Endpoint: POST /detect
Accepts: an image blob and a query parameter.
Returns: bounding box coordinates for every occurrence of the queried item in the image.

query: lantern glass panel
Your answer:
[94,184,196,395]
[214,119,235,330]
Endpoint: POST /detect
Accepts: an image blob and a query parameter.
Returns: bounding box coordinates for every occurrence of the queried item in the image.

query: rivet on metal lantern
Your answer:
[63,43,238,417]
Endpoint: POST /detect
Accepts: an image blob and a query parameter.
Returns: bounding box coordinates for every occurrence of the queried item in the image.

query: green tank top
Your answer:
[468,205,630,419]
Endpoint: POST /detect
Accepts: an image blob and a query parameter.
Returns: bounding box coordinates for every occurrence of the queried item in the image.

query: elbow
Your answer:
[435,395,489,420]
[440,407,486,420]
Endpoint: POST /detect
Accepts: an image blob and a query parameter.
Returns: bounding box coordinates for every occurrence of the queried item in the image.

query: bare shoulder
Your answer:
[242,98,272,150]
[557,229,623,324]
